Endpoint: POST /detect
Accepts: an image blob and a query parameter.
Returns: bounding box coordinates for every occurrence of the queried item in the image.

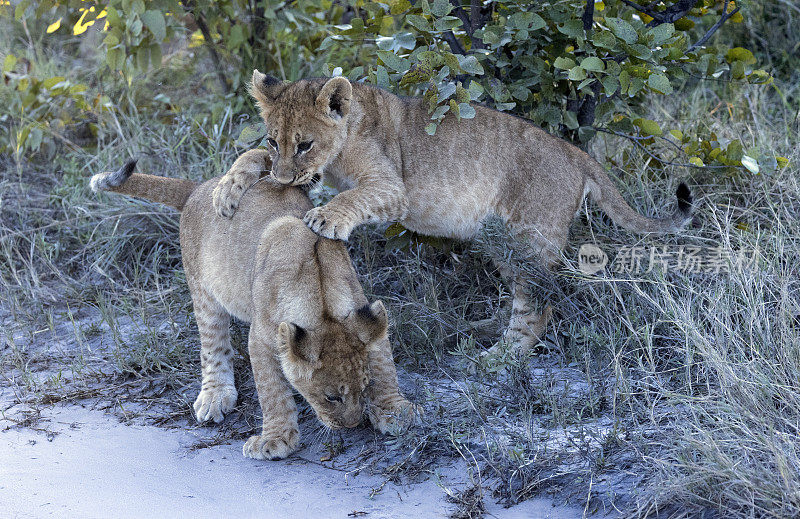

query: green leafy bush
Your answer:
[4,0,787,173]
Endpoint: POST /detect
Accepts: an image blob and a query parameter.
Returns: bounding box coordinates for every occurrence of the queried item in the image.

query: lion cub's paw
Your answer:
[243,428,300,460]
[212,174,247,218]
[368,398,421,435]
[303,205,354,241]
[193,385,238,424]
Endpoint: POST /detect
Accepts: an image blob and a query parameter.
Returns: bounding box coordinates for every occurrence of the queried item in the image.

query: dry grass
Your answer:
[2,13,800,519]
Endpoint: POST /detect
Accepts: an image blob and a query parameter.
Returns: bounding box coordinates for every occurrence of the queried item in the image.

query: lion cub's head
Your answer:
[275,301,388,429]
[248,70,352,186]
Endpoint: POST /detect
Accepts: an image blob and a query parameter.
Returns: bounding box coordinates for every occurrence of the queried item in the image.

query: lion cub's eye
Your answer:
[267,138,278,150]
[296,141,313,154]
[325,394,343,403]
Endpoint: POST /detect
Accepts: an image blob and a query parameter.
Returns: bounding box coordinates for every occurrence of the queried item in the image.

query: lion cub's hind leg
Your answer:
[191,284,238,424]
[243,324,300,461]
[489,230,562,357]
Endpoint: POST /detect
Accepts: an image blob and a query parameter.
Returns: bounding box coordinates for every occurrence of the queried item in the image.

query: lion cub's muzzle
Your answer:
[275,168,316,185]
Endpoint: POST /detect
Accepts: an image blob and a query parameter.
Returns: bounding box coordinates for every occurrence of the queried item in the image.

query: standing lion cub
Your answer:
[213,72,691,354]
[91,160,415,460]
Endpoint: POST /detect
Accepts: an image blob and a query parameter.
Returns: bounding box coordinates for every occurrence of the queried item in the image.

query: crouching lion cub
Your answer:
[214,72,692,355]
[90,160,415,460]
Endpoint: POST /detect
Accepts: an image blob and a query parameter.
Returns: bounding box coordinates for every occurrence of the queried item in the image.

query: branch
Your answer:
[578,80,602,127]
[581,0,595,34]
[449,0,488,50]
[619,0,695,27]
[442,31,466,55]
[449,0,472,31]
[184,3,230,94]
[196,18,231,93]
[595,127,730,169]
[687,1,741,53]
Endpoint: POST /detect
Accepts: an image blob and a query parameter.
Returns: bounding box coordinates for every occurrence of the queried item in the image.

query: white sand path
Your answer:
[0,404,588,519]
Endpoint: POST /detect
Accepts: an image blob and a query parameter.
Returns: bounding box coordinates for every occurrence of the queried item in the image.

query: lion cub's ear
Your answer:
[250,69,285,108]
[350,301,389,347]
[276,322,321,367]
[316,77,352,120]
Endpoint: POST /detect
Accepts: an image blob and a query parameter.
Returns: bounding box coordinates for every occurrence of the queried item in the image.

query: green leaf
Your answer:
[389,0,412,15]
[726,140,743,161]
[726,47,756,65]
[384,223,406,238]
[568,66,587,81]
[558,19,584,38]
[741,155,759,174]
[3,54,17,73]
[731,60,745,79]
[150,43,162,67]
[627,44,652,60]
[647,23,674,45]
[406,14,432,32]
[376,50,410,72]
[436,82,456,102]
[457,55,484,75]
[580,57,605,72]
[593,31,617,50]
[131,0,146,15]
[578,126,596,143]
[466,80,484,100]
[228,25,245,50]
[43,76,66,89]
[529,13,546,31]
[564,111,578,130]
[605,17,637,44]
[601,75,619,96]
[619,69,630,94]
[647,73,673,94]
[425,122,438,135]
[633,118,662,136]
[431,0,453,17]
[458,103,476,119]
[434,16,462,31]
[395,32,417,50]
[553,56,576,70]
[130,18,143,37]
[141,10,166,41]
[375,65,390,88]
[136,47,149,70]
[15,0,30,21]
[689,156,704,167]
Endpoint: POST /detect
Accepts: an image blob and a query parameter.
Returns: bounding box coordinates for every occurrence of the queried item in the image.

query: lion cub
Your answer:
[91,161,414,460]
[214,72,691,354]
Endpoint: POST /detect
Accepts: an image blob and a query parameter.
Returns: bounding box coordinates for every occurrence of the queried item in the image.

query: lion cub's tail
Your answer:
[90,160,197,211]
[585,165,692,234]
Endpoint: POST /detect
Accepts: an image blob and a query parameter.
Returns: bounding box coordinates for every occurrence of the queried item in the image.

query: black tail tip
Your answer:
[117,159,138,180]
[676,182,692,214]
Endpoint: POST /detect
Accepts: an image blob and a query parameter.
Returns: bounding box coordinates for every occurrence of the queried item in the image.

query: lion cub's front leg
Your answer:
[366,337,419,434]
[243,326,300,461]
[213,149,272,218]
[304,160,407,241]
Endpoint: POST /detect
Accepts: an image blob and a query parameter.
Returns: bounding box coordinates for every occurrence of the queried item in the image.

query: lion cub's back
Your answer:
[179,177,314,320]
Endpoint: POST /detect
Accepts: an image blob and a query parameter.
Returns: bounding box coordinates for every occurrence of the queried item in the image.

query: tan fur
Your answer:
[214,73,691,354]
[91,163,415,460]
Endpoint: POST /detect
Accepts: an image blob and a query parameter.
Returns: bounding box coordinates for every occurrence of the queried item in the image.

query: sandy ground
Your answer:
[0,402,589,519]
